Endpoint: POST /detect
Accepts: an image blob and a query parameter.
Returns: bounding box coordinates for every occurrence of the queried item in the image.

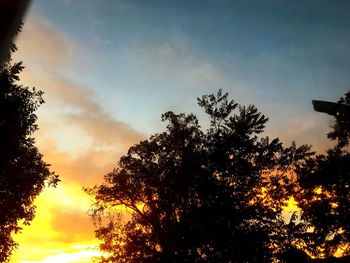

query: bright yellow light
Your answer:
[16,245,104,263]
[282,197,300,221]
[11,182,101,263]
[285,196,299,211]
[331,202,339,209]
[314,186,323,195]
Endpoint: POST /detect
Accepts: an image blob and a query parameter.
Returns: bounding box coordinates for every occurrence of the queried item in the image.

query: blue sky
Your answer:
[25,0,349,147]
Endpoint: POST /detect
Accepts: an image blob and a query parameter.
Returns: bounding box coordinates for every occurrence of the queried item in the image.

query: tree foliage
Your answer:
[0,45,59,262]
[328,91,350,149]
[293,91,350,260]
[88,90,311,262]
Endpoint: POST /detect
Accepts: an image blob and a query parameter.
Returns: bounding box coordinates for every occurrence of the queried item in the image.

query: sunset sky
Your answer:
[10,0,350,262]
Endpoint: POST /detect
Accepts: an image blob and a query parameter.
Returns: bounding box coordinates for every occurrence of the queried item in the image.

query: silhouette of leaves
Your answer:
[0,45,58,262]
[87,90,311,263]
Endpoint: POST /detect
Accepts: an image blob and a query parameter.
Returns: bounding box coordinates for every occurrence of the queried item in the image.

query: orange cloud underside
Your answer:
[11,186,101,263]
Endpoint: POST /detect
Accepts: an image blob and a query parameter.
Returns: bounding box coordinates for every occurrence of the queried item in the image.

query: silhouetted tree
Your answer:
[327,91,350,149]
[0,45,59,262]
[293,91,350,260]
[88,90,311,263]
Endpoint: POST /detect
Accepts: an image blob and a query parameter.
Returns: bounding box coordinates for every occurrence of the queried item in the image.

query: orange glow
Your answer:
[11,184,103,263]
[285,196,299,211]
[9,64,134,262]
[314,186,323,195]
[14,245,104,263]
[282,197,300,221]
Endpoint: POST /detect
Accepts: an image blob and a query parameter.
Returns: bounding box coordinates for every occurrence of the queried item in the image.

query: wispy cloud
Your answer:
[112,30,231,93]
[15,14,144,152]
[15,15,73,69]
[264,112,334,152]
[52,209,95,243]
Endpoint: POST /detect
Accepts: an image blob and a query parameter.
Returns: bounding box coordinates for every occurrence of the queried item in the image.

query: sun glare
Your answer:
[16,245,104,263]
[282,196,300,221]
[11,182,101,262]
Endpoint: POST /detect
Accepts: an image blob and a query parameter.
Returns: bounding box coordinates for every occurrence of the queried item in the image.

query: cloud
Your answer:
[38,138,121,185]
[14,14,144,151]
[45,76,143,148]
[42,76,100,112]
[264,112,334,152]
[12,180,102,262]
[51,209,95,243]
[15,15,73,69]
[112,30,231,92]
[38,74,144,148]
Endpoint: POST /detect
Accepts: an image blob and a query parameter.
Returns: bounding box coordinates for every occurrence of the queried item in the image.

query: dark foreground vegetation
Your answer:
[87,90,350,262]
[0,45,58,262]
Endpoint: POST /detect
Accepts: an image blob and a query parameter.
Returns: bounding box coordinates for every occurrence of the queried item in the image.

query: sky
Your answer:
[10,0,350,262]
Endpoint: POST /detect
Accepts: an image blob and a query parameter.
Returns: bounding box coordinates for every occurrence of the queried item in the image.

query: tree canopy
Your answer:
[0,45,59,262]
[293,91,350,260]
[87,90,312,262]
